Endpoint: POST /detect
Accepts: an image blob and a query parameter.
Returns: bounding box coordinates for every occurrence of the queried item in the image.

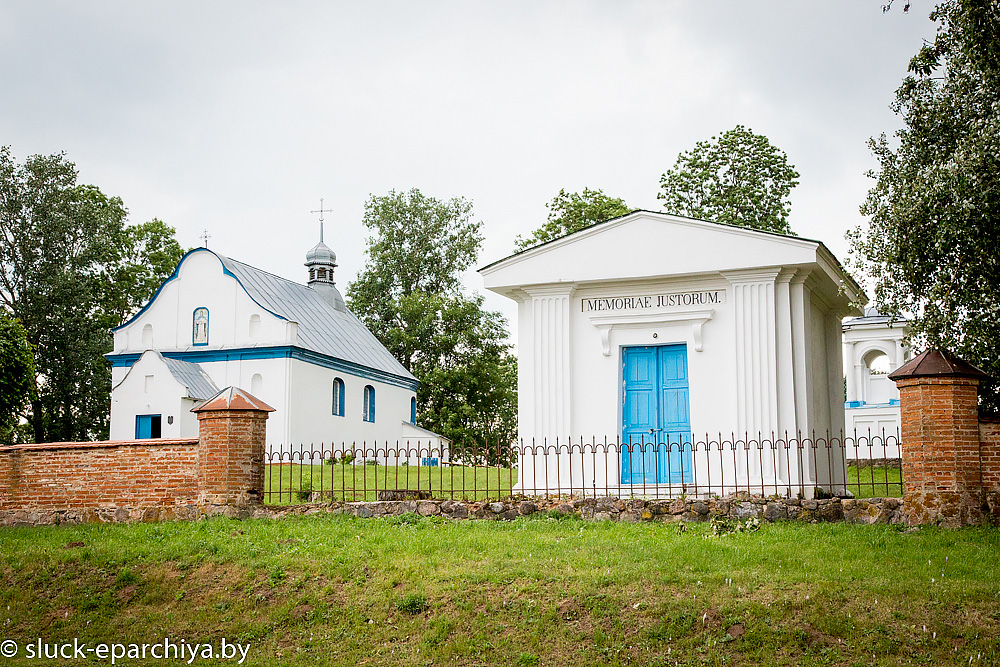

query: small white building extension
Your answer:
[107,239,446,463]
[480,211,864,497]
[842,310,909,459]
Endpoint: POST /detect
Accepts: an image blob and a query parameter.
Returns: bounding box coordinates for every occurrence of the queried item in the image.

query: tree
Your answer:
[514,188,631,251]
[658,125,800,235]
[851,0,1000,413]
[0,147,185,442]
[0,312,34,444]
[347,189,518,461]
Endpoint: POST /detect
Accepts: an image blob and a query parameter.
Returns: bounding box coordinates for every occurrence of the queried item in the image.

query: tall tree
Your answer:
[0,312,34,444]
[850,0,1000,413]
[0,147,184,442]
[514,188,631,251]
[347,189,517,460]
[658,125,800,235]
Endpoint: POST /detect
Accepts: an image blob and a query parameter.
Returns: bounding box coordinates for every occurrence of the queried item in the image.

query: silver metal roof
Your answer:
[160,353,219,399]
[843,308,908,329]
[218,255,416,383]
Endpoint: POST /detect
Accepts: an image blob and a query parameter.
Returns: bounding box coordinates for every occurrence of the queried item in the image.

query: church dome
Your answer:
[305,241,337,265]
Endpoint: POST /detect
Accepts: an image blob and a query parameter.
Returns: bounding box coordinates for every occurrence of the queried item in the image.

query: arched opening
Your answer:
[410,396,417,424]
[363,385,375,423]
[141,323,153,348]
[332,377,345,417]
[251,373,263,397]
[863,349,894,404]
[249,314,261,340]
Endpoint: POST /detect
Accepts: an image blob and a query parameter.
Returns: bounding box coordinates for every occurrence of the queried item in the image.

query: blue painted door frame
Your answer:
[621,344,692,484]
[135,414,161,439]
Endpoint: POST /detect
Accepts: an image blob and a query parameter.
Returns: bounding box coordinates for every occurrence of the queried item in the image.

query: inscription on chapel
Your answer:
[582,290,725,313]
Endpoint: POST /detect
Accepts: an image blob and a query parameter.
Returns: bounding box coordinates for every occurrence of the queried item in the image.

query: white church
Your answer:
[107,231,446,460]
[480,210,866,497]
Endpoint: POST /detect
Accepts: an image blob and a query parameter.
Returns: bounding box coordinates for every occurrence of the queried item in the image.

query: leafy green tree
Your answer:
[0,312,34,444]
[658,125,800,235]
[514,188,631,251]
[347,189,517,461]
[0,146,184,442]
[851,0,1000,412]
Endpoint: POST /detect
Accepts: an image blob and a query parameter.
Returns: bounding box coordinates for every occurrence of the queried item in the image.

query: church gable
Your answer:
[110,247,416,387]
[112,248,288,353]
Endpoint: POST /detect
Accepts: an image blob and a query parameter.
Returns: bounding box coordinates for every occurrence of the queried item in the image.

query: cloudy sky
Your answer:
[1,1,935,332]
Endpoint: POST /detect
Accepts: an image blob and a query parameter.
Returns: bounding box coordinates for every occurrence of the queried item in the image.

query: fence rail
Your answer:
[263,430,902,504]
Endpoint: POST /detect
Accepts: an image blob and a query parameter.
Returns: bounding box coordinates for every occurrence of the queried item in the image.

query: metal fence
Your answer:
[263,430,903,504]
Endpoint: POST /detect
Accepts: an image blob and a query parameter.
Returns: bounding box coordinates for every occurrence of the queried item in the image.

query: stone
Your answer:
[555,503,575,515]
[763,503,786,521]
[594,512,615,521]
[489,502,506,514]
[692,501,709,515]
[802,500,818,510]
[668,499,686,515]
[819,503,844,522]
[417,501,439,516]
[518,501,537,515]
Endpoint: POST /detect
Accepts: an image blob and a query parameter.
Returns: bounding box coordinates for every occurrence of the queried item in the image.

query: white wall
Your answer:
[109,353,196,440]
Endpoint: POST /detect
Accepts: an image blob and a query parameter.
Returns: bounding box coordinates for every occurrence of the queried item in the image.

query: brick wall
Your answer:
[0,386,271,525]
[981,418,1000,519]
[0,439,200,520]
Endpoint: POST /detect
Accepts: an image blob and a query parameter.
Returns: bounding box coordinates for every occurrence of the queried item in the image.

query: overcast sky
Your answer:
[1,1,936,333]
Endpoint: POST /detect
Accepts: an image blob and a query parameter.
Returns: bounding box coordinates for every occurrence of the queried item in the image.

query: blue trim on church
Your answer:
[113,248,287,333]
[107,345,420,391]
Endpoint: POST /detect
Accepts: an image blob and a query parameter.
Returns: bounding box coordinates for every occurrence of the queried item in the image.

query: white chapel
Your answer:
[480,210,865,496]
[107,232,444,456]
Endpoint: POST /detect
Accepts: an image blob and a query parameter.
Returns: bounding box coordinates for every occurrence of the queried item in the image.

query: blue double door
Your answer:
[621,344,692,484]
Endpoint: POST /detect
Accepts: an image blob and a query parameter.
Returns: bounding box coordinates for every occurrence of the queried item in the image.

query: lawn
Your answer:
[845,464,903,499]
[267,463,903,504]
[265,463,517,503]
[1,515,998,666]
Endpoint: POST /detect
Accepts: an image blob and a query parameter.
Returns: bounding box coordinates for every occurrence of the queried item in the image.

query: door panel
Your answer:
[622,345,692,484]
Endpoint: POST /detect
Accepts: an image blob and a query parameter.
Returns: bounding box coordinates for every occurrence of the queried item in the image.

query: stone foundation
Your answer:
[0,494,906,527]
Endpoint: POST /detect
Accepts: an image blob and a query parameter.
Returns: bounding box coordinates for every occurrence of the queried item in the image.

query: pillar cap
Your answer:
[191,386,275,413]
[887,348,991,381]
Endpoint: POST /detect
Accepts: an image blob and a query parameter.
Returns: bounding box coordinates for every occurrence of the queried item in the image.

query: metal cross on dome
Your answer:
[199,229,212,248]
[311,198,334,243]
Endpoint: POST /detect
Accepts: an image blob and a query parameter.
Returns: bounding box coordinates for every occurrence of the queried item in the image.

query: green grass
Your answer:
[2,517,998,666]
[265,463,517,503]
[845,464,903,498]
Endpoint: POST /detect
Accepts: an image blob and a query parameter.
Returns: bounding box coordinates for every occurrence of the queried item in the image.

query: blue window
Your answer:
[410,396,417,424]
[135,414,162,439]
[192,307,209,346]
[332,378,345,416]
[363,385,375,423]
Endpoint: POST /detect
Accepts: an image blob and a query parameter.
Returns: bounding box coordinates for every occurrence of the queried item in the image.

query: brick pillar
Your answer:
[192,387,275,508]
[889,349,990,527]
